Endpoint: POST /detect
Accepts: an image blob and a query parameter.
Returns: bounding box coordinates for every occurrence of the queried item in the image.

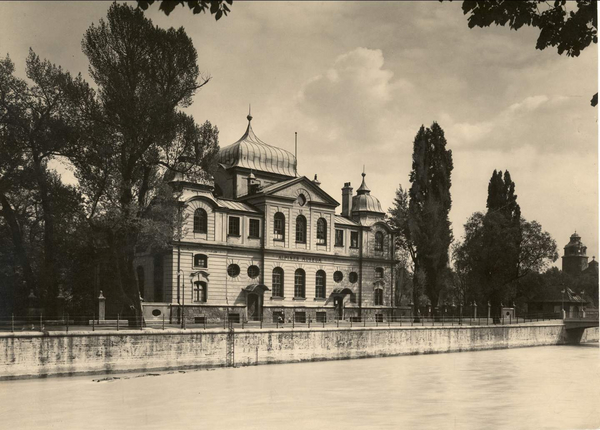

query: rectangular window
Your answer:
[228,313,240,323]
[316,312,327,323]
[294,312,306,323]
[249,219,260,238]
[273,311,284,323]
[375,314,383,323]
[194,316,206,324]
[228,216,240,236]
[350,231,359,248]
[335,229,344,247]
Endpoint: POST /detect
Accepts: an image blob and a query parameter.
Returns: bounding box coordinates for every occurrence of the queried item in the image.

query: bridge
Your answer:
[562,315,599,344]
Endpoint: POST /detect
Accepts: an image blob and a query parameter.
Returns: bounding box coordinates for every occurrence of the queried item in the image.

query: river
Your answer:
[1,344,598,430]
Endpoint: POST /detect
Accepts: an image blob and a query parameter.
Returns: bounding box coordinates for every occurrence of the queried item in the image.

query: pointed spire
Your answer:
[356,168,370,194]
[247,104,252,122]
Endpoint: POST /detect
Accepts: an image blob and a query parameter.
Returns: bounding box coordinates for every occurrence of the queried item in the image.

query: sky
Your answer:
[0,1,597,265]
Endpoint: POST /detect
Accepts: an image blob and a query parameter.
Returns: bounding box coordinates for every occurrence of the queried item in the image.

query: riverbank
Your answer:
[0,322,597,380]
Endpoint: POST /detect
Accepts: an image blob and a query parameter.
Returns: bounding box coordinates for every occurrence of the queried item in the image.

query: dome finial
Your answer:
[247,104,252,122]
[362,164,366,178]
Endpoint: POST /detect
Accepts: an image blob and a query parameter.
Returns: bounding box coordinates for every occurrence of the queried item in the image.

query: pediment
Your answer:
[261,177,339,207]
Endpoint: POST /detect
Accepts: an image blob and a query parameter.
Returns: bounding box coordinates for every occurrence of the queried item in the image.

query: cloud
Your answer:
[297,47,409,149]
[444,94,595,154]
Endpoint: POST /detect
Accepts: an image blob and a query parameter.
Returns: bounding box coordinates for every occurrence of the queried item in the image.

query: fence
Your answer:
[0,312,569,333]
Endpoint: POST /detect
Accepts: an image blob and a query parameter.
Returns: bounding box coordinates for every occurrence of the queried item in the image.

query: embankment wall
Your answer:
[0,323,597,380]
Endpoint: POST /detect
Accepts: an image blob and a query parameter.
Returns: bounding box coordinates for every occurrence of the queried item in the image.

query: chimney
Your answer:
[341,182,353,218]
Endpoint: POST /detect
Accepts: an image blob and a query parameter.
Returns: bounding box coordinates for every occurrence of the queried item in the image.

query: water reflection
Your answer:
[1,345,598,430]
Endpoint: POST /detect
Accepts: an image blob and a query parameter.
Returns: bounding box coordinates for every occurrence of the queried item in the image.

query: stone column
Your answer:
[98,290,106,321]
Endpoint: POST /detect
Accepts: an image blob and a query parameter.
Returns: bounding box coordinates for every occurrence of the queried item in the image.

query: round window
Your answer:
[151,309,162,317]
[247,265,260,279]
[227,264,240,277]
[333,271,343,283]
[349,272,358,283]
[297,193,306,206]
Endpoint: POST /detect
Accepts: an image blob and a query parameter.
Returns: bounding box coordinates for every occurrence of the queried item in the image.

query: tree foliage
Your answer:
[407,123,453,309]
[0,3,220,319]
[70,3,220,324]
[136,0,233,20]
[455,0,598,105]
[0,52,90,313]
[453,172,558,314]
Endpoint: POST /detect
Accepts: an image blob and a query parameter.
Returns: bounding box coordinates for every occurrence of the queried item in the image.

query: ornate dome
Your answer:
[564,231,587,254]
[218,114,297,177]
[351,172,384,213]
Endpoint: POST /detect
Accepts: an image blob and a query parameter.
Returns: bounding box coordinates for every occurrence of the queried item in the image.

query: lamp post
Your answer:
[561,288,566,319]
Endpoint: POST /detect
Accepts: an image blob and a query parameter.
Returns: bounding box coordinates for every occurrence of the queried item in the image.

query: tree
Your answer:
[454,0,598,106]
[0,52,89,314]
[407,123,454,313]
[71,4,220,325]
[136,0,233,20]
[453,200,558,320]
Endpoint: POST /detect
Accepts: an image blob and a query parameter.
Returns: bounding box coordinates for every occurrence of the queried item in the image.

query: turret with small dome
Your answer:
[562,231,589,275]
[349,171,385,225]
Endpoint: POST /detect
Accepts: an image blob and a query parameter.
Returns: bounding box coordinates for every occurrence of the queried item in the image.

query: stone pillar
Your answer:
[487,301,491,319]
[98,290,106,321]
[56,292,65,321]
[473,301,478,318]
[27,290,37,327]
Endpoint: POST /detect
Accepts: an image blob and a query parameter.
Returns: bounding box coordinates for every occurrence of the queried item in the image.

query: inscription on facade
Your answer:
[277,255,322,263]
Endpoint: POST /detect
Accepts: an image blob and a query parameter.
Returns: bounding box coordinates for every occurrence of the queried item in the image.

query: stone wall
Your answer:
[0,324,597,380]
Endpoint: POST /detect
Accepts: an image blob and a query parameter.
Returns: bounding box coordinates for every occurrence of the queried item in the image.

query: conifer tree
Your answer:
[408,122,453,313]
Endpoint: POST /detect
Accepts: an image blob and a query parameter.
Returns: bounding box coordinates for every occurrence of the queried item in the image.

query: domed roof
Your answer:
[218,114,297,177]
[565,231,586,249]
[351,172,384,213]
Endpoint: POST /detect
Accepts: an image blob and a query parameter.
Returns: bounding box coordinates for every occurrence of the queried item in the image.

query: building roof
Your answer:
[351,172,384,213]
[564,231,586,250]
[528,286,590,304]
[216,198,260,213]
[334,215,359,226]
[217,115,297,177]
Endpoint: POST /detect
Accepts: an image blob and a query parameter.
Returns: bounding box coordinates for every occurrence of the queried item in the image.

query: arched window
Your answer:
[316,218,327,245]
[193,254,208,268]
[272,267,284,298]
[374,288,384,306]
[375,267,384,279]
[315,270,326,299]
[294,269,305,298]
[194,208,207,233]
[136,266,145,293]
[274,212,285,241]
[375,231,384,251]
[296,215,307,243]
[194,281,207,302]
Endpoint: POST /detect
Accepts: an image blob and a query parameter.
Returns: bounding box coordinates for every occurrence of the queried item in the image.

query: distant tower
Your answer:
[562,232,589,275]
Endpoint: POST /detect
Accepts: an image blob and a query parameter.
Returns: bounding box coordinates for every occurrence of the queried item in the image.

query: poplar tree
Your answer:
[483,170,522,318]
[408,122,453,313]
[72,4,219,325]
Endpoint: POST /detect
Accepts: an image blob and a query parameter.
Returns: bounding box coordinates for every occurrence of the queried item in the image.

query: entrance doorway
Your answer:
[247,293,260,321]
[334,297,343,321]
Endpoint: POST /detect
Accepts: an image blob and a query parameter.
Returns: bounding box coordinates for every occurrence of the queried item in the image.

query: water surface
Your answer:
[1,344,598,430]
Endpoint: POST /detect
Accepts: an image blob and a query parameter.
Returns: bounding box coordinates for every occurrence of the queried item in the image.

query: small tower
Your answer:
[562,231,589,275]
[350,170,385,225]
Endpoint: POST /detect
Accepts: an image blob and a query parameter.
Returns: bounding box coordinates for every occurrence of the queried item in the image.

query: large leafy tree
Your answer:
[455,0,598,105]
[453,172,558,318]
[0,52,88,314]
[71,4,219,325]
[407,123,453,312]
